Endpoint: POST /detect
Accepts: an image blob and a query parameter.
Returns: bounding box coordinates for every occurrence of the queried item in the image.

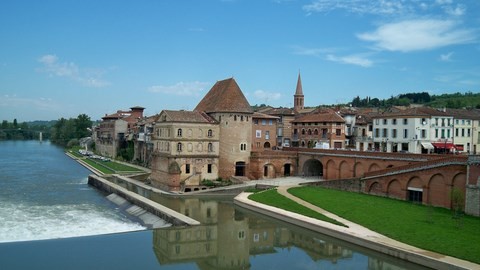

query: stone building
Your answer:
[94,106,144,158]
[291,108,346,149]
[195,78,253,179]
[149,110,220,191]
[251,112,279,151]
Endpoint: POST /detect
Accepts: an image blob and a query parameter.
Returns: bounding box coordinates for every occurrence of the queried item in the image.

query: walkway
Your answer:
[234,183,479,270]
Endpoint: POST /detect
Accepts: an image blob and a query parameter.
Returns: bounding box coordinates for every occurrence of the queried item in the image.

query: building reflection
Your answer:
[152,198,353,269]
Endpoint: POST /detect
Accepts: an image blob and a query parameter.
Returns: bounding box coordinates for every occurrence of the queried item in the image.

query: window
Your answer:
[207,164,212,173]
[383,119,387,125]
[177,128,182,137]
[265,131,270,140]
[382,128,388,138]
[375,119,379,125]
[254,119,258,125]
[421,118,427,125]
[441,129,445,138]
[186,164,190,174]
[462,128,465,137]
[256,130,261,138]
[435,118,439,126]
[467,128,471,137]
[403,129,408,139]
[392,129,397,138]
[301,129,305,135]
[336,129,341,136]
[375,128,380,138]
[207,129,213,137]
[403,119,408,125]
[392,119,397,125]
[208,143,213,152]
[447,129,451,138]
[447,119,451,126]
[269,119,273,125]
[421,129,426,138]
[234,115,237,121]
[177,143,182,152]
[261,119,266,125]
[241,116,244,121]
[441,118,445,127]
[240,143,247,151]
[455,128,459,137]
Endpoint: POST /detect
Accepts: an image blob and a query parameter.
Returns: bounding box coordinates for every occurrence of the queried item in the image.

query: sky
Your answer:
[1,0,479,122]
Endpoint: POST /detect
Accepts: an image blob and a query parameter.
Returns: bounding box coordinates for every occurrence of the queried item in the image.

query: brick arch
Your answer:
[338,160,349,179]
[368,163,380,172]
[354,162,365,177]
[303,159,323,177]
[282,162,294,177]
[387,179,403,199]
[262,163,276,179]
[451,172,467,208]
[368,182,383,195]
[428,174,446,207]
[407,176,423,189]
[325,159,336,179]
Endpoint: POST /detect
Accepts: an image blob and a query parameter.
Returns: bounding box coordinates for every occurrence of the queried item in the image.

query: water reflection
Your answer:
[151,198,430,270]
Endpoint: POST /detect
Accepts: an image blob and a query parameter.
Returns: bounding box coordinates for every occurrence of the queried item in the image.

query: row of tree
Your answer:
[50,114,93,146]
[350,91,480,109]
[1,114,93,147]
[0,119,52,140]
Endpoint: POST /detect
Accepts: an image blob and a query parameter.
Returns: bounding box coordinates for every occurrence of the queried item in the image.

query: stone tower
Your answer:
[195,78,253,179]
[293,72,304,112]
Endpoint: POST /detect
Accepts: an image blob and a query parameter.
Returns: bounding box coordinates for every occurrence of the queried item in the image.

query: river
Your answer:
[0,140,430,269]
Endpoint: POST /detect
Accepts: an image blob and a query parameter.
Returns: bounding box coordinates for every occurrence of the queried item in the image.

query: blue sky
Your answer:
[1,0,479,121]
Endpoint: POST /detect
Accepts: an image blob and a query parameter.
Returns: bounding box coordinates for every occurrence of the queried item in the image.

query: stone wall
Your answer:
[308,178,364,193]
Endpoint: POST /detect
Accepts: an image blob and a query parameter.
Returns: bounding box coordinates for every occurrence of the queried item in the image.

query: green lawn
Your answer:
[248,189,347,227]
[287,186,480,264]
[83,159,115,174]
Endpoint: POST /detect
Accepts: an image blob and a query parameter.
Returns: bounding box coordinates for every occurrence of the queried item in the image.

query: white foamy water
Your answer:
[0,201,145,243]
[0,141,147,243]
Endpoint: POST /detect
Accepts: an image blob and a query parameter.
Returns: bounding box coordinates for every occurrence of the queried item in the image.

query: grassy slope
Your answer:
[248,189,347,227]
[288,186,480,264]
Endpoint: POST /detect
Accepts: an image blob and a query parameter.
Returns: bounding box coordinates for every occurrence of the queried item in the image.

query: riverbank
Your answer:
[234,186,480,270]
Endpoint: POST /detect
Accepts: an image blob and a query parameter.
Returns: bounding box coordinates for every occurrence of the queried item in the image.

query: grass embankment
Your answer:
[83,158,144,174]
[287,186,480,264]
[248,189,347,227]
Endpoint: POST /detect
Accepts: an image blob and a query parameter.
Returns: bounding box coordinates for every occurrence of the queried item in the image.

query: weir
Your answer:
[88,175,200,226]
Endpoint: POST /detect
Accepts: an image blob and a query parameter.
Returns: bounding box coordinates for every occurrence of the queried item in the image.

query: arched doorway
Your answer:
[263,142,271,149]
[303,159,323,177]
[263,164,276,178]
[284,163,291,176]
[235,161,246,176]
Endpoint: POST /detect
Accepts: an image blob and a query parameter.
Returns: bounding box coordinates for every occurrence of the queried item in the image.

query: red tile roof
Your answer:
[194,78,253,114]
[293,108,345,123]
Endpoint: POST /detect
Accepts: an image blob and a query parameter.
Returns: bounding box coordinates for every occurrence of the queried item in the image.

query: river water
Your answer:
[0,140,430,269]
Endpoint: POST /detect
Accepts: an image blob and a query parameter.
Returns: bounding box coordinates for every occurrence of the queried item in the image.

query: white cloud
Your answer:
[148,81,210,96]
[0,95,59,111]
[357,19,476,52]
[439,52,454,62]
[303,0,409,16]
[253,90,282,102]
[326,54,373,67]
[37,54,110,88]
[291,46,337,57]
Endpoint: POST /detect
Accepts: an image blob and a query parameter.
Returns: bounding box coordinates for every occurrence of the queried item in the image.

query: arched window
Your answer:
[207,129,213,137]
[314,129,319,135]
[301,129,306,135]
[177,128,182,137]
[177,143,182,152]
[208,143,213,152]
[308,129,312,135]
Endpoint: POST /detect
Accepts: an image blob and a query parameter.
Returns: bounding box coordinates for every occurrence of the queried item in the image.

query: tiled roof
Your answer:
[293,108,345,123]
[259,107,295,116]
[446,108,480,120]
[159,110,217,123]
[195,78,253,114]
[374,107,453,118]
[252,112,280,119]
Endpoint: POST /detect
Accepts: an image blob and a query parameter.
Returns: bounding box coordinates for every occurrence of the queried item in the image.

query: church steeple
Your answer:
[293,72,304,112]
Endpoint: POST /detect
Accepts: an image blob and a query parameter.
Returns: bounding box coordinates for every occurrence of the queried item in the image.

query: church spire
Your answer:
[293,72,304,112]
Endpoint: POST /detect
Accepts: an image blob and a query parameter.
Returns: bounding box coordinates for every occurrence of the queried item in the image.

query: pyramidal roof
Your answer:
[195,78,253,114]
[295,72,303,96]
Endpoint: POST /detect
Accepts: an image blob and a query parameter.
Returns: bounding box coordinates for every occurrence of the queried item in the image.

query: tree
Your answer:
[13,119,18,129]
